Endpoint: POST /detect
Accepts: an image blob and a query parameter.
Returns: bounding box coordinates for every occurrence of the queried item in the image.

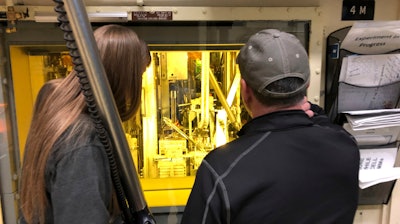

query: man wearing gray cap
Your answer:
[181,29,359,224]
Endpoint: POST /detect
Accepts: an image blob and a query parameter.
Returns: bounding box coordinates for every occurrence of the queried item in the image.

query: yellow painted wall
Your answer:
[10,46,33,159]
[10,46,46,159]
[141,177,194,207]
[0,201,3,224]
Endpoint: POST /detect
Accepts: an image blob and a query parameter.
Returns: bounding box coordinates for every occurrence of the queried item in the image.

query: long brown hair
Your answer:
[20,24,149,224]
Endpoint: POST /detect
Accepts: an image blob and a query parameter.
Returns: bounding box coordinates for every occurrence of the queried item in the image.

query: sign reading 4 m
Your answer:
[342,0,375,20]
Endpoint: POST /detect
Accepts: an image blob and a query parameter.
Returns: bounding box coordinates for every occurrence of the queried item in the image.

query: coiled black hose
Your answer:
[52,0,134,223]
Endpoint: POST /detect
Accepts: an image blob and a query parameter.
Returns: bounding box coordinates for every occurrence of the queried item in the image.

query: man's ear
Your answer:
[240,78,254,118]
[240,79,252,104]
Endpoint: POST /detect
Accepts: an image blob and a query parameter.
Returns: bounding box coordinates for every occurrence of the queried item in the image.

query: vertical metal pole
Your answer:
[0,145,18,224]
[0,25,18,224]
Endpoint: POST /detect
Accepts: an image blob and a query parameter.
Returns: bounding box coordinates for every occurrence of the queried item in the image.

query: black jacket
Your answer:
[19,115,122,224]
[181,109,360,224]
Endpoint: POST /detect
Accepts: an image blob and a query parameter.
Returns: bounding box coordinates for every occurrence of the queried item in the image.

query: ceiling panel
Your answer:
[5,0,320,7]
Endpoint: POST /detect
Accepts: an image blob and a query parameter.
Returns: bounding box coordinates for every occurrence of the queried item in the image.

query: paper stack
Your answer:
[343,109,400,189]
[344,109,400,131]
[359,147,400,189]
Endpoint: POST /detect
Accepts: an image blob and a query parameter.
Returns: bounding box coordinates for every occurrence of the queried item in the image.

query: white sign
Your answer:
[341,21,400,54]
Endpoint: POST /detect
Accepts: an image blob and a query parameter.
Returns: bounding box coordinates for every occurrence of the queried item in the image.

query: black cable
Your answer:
[52,1,134,223]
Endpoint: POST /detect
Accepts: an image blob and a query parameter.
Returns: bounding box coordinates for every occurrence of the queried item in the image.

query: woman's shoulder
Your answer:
[51,114,103,160]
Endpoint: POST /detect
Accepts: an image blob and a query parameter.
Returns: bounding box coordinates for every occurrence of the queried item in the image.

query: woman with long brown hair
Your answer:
[19,24,150,224]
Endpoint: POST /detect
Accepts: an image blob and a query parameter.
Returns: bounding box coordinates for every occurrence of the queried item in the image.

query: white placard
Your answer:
[341,21,400,54]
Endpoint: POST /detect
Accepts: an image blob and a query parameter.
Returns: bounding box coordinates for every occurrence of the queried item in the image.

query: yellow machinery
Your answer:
[10,46,244,207]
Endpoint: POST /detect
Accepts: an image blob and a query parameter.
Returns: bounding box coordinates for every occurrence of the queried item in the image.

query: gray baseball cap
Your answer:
[237,29,310,98]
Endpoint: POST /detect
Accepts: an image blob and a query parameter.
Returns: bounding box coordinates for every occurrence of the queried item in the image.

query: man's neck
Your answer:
[251,103,303,118]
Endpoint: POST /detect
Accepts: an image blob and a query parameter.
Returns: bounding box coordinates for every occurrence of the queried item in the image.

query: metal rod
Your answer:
[209,70,240,131]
